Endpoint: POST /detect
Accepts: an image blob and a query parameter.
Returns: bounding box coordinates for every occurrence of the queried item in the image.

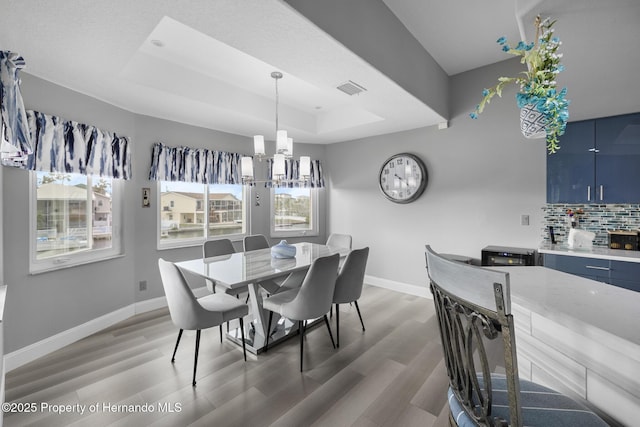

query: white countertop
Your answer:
[493,266,640,358]
[539,242,640,263]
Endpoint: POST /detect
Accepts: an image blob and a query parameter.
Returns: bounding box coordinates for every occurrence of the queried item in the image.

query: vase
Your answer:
[519,103,547,139]
[271,240,297,258]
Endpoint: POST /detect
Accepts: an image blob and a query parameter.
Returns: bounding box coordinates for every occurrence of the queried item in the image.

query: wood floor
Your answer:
[4,285,450,427]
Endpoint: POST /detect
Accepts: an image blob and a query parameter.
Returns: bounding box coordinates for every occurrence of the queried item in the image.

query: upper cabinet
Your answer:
[547,112,640,203]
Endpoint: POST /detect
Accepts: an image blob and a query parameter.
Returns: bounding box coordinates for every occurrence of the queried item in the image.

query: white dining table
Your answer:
[176,242,349,354]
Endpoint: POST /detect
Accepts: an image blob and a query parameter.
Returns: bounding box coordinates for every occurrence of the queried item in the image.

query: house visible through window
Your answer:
[31,171,123,272]
[158,181,247,247]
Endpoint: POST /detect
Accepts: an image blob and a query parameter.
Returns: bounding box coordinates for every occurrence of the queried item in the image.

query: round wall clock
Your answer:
[378,153,428,203]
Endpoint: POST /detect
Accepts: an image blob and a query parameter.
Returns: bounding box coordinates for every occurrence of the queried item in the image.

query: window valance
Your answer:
[0,50,32,155]
[266,157,325,188]
[148,142,243,185]
[16,110,132,179]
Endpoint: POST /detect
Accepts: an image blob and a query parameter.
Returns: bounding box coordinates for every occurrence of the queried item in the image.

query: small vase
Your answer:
[271,240,297,258]
[519,103,547,139]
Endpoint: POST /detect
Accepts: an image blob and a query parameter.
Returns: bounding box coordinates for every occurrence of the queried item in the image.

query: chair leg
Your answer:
[193,330,201,387]
[220,324,223,343]
[171,329,184,363]
[299,320,304,372]
[323,315,336,349]
[335,304,340,348]
[354,301,365,332]
[239,318,247,361]
[265,311,273,353]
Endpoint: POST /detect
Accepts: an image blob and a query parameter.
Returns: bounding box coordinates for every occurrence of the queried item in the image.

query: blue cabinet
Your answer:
[543,254,640,292]
[547,112,640,203]
[594,112,640,203]
[547,120,595,203]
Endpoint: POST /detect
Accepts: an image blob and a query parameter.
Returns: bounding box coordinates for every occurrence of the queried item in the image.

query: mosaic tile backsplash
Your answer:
[542,204,640,247]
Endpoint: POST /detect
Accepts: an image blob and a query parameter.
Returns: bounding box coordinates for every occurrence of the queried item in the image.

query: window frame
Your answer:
[29,172,124,274]
[270,187,319,238]
[156,181,249,250]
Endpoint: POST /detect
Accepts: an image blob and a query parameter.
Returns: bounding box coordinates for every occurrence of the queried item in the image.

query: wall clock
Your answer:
[378,153,428,203]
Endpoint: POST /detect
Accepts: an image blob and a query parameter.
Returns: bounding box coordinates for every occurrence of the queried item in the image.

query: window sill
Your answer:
[29,253,126,275]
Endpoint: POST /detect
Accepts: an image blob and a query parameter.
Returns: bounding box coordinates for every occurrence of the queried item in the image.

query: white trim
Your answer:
[365,274,431,299]
[4,286,209,372]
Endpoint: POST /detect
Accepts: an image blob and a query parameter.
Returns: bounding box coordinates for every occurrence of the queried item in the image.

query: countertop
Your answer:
[493,266,640,354]
[539,242,640,263]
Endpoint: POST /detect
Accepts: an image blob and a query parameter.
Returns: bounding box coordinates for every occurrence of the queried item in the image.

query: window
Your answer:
[158,181,247,248]
[31,171,123,273]
[271,187,318,238]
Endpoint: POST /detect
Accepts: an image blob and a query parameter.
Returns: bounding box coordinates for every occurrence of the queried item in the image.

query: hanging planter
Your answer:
[469,16,570,154]
[519,103,547,139]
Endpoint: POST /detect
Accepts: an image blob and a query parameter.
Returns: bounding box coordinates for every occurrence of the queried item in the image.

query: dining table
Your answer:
[176,241,350,354]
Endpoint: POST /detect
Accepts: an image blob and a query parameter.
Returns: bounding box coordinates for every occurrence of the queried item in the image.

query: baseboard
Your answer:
[4,305,134,372]
[365,275,431,298]
[5,286,209,373]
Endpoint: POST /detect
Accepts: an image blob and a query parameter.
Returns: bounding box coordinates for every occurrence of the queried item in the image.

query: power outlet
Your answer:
[139,280,147,291]
[521,215,530,226]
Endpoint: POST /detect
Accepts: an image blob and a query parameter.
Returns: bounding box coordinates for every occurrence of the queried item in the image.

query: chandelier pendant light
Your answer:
[241,71,311,185]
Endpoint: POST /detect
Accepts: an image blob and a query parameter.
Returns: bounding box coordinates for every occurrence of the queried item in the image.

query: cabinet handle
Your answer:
[586,265,610,271]
[599,185,604,201]
[587,185,591,201]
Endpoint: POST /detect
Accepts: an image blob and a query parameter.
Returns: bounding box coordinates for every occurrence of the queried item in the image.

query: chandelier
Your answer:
[241,71,311,184]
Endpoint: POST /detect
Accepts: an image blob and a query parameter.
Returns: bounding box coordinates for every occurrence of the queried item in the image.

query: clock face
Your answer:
[378,153,428,203]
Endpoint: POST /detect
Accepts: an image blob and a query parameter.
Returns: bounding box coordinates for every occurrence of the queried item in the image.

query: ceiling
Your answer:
[1,0,638,145]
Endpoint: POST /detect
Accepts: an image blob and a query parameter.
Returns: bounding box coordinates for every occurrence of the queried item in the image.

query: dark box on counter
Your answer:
[608,230,640,251]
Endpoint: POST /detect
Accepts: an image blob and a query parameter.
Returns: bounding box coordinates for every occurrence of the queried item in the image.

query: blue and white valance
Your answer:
[266,158,325,188]
[0,50,32,154]
[148,142,243,185]
[18,110,132,179]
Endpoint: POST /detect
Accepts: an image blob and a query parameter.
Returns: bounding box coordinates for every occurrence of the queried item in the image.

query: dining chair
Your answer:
[158,258,248,387]
[326,233,352,250]
[243,234,295,295]
[425,246,607,427]
[263,253,340,371]
[332,247,369,348]
[202,238,244,297]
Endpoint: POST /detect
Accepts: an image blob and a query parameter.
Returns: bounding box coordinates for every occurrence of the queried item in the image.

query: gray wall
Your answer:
[324,57,640,288]
[2,73,327,354]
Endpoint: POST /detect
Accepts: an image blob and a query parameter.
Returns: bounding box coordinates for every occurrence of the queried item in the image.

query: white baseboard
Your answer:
[5,287,209,373]
[365,275,431,299]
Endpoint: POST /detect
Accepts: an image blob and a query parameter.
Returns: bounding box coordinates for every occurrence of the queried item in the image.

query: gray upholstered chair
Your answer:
[425,246,608,427]
[202,238,244,296]
[263,253,340,371]
[332,247,369,347]
[158,258,248,386]
[243,234,298,294]
[326,233,352,250]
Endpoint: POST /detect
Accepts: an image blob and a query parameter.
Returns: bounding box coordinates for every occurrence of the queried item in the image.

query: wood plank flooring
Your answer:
[4,285,449,427]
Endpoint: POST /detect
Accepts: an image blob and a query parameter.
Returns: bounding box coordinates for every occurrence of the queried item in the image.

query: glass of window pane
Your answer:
[35,172,113,259]
[159,182,206,241]
[274,188,312,232]
[208,184,245,237]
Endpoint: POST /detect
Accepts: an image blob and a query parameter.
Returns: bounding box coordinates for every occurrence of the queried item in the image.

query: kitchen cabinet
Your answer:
[543,253,640,292]
[547,112,640,203]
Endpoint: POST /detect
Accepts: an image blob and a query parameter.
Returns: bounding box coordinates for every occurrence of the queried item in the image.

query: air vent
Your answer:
[336,80,367,96]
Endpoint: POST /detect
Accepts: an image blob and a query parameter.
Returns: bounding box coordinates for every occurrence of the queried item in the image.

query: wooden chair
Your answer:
[425,245,608,426]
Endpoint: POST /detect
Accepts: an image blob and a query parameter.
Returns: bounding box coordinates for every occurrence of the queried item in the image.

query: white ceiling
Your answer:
[1,0,639,144]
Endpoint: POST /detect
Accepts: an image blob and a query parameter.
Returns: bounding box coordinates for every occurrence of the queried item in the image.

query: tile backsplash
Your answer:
[542,204,640,246]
